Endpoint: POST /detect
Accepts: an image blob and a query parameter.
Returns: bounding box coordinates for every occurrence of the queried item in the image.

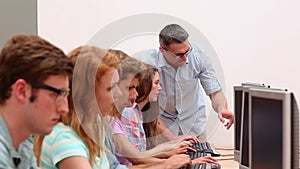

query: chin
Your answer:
[39,128,53,135]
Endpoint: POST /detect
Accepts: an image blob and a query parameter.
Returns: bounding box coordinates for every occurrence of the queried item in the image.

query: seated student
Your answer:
[34,46,118,169]
[106,50,218,165]
[35,46,192,169]
[0,34,73,168]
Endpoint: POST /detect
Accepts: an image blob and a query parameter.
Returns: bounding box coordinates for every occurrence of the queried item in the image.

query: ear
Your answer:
[159,46,164,52]
[12,79,31,103]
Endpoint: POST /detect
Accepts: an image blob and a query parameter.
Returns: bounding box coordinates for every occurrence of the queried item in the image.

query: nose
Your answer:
[130,88,139,103]
[57,97,69,115]
[158,83,162,91]
[113,85,123,100]
[180,54,188,61]
[134,88,139,97]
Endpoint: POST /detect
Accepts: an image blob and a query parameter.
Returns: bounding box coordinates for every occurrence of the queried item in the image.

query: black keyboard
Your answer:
[181,161,221,169]
[181,142,222,169]
[191,142,221,157]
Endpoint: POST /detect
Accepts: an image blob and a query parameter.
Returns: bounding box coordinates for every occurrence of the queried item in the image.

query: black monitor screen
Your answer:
[241,92,249,167]
[234,90,243,151]
[251,96,282,169]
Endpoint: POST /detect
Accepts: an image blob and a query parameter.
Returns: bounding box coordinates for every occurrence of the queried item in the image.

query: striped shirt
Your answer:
[41,122,109,169]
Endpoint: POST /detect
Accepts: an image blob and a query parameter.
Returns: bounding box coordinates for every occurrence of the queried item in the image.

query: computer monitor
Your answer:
[249,88,299,169]
[239,89,250,169]
[234,83,267,163]
[233,86,243,161]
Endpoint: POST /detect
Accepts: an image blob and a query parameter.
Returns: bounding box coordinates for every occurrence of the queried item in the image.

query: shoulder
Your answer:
[42,123,89,166]
[135,49,160,66]
[121,107,137,119]
[105,115,121,126]
[44,122,86,148]
[190,43,210,61]
[105,116,127,135]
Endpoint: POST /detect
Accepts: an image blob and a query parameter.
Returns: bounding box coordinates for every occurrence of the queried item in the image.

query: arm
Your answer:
[156,118,177,141]
[149,137,197,158]
[57,156,92,169]
[191,156,218,165]
[128,154,192,169]
[113,134,164,164]
[42,124,95,169]
[209,90,234,129]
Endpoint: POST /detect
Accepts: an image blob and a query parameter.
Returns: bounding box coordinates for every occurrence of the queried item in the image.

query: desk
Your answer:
[214,145,239,169]
[214,145,300,169]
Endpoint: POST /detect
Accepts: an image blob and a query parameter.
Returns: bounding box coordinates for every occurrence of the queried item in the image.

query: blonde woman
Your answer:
[34,46,122,169]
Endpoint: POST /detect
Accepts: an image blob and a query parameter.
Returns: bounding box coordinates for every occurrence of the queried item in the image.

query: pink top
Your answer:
[105,115,132,166]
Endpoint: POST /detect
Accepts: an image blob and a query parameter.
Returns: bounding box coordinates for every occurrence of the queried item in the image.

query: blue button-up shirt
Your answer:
[137,43,221,136]
[0,114,39,169]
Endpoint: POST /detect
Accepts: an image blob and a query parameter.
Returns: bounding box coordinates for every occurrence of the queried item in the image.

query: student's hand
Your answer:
[192,156,218,165]
[218,109,234,129]
[155,139,187,152]
[175,134,199,144]
[154,139,195,158]
[164,154,192,169]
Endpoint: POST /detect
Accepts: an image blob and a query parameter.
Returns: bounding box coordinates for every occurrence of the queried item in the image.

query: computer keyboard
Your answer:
[191,142,221,157]
[181,142,222,169]
[181,155,221,169]
[181,161,221,169]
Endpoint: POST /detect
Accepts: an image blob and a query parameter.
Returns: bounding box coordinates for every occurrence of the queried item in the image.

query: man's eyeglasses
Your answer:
[31,83,70,104]
[161,43,193,59]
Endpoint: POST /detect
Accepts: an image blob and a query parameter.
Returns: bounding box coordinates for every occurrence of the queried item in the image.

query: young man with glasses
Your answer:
[137,24,234,143]
[0,34,73,168]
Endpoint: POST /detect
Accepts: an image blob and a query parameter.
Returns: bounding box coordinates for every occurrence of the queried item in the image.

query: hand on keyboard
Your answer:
[182,154,220,169]
[192,155,218,164]
[176,134,199,144]
[181,142,222,169]
[191,142,221,157]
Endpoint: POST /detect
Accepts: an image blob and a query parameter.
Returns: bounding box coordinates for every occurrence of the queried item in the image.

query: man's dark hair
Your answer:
[0,34,73,105]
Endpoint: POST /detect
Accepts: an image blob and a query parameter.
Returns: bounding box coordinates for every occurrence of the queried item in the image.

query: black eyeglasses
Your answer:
[31,83,70,104]
[161,43,193,58]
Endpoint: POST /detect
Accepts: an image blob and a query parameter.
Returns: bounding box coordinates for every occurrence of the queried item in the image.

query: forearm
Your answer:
[128,154,192,169]
[127,156,164,165]
[157,118,177,140]
[209,90,228,113]
[113,134,164,165]
[209,90,234,128]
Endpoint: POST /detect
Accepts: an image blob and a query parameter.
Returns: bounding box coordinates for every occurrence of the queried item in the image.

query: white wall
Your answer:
[38,0,300,146]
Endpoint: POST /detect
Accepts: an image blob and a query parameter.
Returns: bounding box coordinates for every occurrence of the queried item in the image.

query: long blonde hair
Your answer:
[34,46,120,166]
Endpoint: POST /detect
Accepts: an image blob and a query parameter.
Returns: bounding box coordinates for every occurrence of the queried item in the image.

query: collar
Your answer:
[0,114,14,152]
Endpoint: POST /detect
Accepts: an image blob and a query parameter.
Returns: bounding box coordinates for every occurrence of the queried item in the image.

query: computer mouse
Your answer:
[211,163,221,169]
